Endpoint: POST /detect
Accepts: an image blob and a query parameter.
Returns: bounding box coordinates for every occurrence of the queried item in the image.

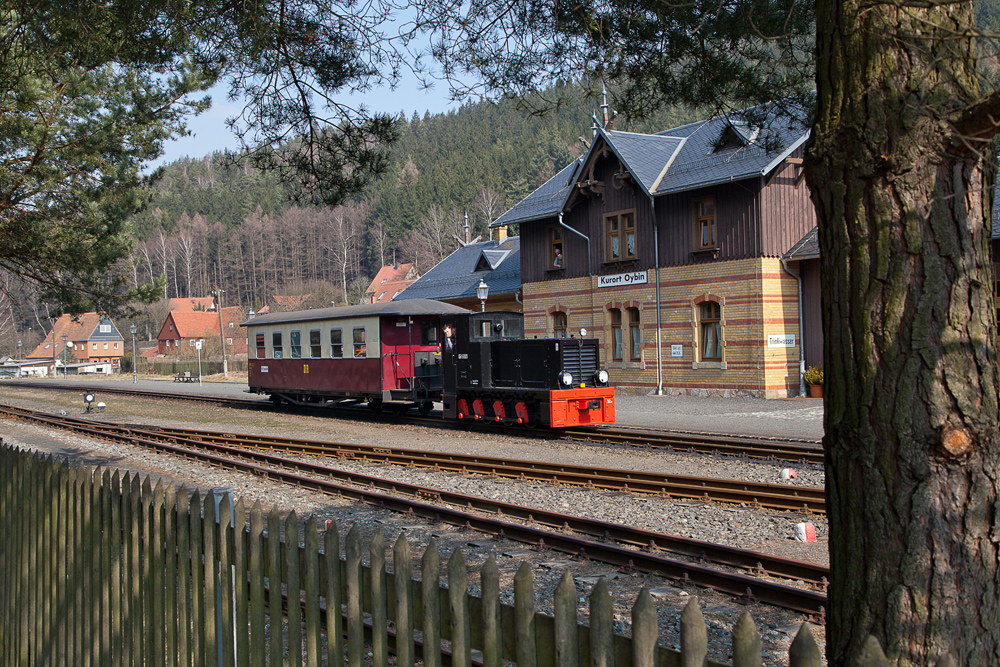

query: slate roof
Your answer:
[494,101,809,227]
[394,237,521,303]
[783,227,819,260]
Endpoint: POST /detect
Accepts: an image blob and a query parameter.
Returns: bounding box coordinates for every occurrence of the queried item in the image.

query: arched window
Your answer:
[628,308,641,361]
[700,301,722,361]
[552,312,567,338]
[610,309,623,361]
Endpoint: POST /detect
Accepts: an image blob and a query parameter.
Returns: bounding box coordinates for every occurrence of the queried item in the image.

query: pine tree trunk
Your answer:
[805,0,1000,663]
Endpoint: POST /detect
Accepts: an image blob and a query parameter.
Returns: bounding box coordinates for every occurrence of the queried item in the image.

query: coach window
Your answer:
[290,330,302,358]
[309,329,322,358]
[353,328,366,358]
[330,329,343,358]
[610,309,623,361]
[552,312,567,338]
[628,308,641,361]
[700,301,722,361]
[257,334,267,358]
[421,320,438,345]
[272,332,283,359]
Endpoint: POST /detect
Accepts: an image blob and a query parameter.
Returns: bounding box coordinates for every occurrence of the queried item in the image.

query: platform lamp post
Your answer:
[61,333,67,378]
[129,323,137,384]
[476,279,489,312]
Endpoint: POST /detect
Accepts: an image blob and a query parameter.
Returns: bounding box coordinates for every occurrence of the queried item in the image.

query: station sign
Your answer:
[767,334,796,348]
[597,271,648,288]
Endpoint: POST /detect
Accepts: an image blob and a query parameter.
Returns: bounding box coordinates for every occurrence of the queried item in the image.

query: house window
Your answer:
[695,198,716,249]
[190,339,196,346]
[272,332,283,359]
[331,329,343,358]
[552,312,567,338]
[290,331,302,358]
[353,328,366,358]
[610,309,623,361]
[226,338,233,345]
[229,322,234,328]
[310,330,322,358]
[628,308,641,361]
[700,301,722,360]
[104,343,108,350]
[605,211,636,261]
[166,340,171,348]
[99,324,111,333]
[92,343,97,350]
[549,227,564,268]
[256,333,266,359]
[114,343,119,350]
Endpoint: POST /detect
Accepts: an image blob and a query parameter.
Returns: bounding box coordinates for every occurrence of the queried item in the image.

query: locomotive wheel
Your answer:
[418,401,433,417]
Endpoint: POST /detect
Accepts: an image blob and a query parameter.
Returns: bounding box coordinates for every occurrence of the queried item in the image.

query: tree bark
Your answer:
[805,0,1000,663]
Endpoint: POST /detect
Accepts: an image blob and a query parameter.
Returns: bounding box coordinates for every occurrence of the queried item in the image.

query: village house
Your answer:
[26,312,126,373]
[151,307,248,358]
[365,262,419,303]
[492,102,817,398]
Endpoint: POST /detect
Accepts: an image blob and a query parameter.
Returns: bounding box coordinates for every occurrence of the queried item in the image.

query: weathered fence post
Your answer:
[395,533,414,667]
[448,547,471,667]
[514,562,536,667]
[589,578,615,667]
[371,528,388,667]
[267,506,282,667]
[324,521,343,666]
[633,588,659,667]
[788,623,822,667]
[176,487,191,667]
[680,596,707,667]
[554,571,579,667]
[731,611,762,667]
[232,497,248,667]
[480,555,502,667]
[304,516,321,667]
[248,501,265,667]
[421,538,441,667]
[285,510,302,667]
[346,523,364,667]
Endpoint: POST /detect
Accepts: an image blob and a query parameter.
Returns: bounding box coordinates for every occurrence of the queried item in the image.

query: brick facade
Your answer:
[523,257,803,398]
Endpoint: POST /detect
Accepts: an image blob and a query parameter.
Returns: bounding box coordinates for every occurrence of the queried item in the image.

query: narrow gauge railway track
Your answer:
[0,403,827,618]
[89,421,826,514]
[1,381,824,465]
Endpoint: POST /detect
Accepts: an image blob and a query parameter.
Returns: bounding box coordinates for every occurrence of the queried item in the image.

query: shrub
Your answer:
[804,365,824,386]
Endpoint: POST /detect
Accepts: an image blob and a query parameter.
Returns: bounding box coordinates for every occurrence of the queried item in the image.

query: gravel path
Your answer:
[0,384,827,665]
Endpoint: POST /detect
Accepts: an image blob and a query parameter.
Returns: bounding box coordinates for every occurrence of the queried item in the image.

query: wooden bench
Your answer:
[173,371,199,382]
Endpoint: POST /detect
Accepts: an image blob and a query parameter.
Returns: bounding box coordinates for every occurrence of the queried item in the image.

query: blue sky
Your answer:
[155,76,463,167]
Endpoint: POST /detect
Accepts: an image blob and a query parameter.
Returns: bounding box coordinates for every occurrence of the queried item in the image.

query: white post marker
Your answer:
[794,522,817,542]
[196,340,203,386]
[779,468,797,480]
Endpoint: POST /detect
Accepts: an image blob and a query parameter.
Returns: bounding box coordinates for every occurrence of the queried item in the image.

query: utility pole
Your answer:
[213,288,228,377]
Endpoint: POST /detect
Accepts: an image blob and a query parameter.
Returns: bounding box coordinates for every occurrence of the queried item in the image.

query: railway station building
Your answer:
[491,103,820,398]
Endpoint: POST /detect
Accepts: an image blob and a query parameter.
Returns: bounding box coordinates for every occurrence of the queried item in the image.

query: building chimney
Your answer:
[493,225,508,243]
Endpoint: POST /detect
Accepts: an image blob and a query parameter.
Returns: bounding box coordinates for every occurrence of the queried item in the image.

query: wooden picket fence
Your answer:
[0,444,832,667]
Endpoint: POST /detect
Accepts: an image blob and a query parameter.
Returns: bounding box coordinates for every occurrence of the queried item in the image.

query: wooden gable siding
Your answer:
[758,148,818,255]
[653,180,763,266]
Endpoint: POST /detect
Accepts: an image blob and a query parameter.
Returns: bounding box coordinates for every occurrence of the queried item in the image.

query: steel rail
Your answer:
[96,422,825,513]
[0,403,828,618]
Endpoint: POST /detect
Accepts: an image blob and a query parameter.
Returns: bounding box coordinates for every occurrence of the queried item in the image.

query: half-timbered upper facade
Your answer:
[493,104,817,398]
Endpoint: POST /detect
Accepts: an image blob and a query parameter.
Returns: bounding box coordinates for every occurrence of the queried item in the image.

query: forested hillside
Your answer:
[127,84,697,315]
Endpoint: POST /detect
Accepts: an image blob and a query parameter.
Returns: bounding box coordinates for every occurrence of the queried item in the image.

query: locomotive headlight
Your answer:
[595,369,610,385]
[559,371,574,386]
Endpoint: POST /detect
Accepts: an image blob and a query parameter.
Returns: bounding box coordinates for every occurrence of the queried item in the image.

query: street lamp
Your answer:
[17,340,21,378]
[61,333,67,378]
[129,323,137,384]
[476,279,489,312]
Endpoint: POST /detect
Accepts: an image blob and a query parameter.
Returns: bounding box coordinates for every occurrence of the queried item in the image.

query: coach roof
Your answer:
[242,298,470,327]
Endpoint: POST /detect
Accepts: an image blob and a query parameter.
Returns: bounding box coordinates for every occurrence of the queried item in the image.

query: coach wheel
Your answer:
[418,401,433,417]
[270,394,283,406]
[368,398,383,414]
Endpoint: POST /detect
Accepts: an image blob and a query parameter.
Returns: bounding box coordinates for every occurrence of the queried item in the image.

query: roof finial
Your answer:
[464,211,470,243]
[601,83,610,127]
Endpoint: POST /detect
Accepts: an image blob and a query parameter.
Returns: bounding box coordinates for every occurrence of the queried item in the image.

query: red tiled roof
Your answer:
[168,297,215,312]
[371,279,417,303]
[365,264,416,297]
[26,312,115,359]
[272,294,311,308]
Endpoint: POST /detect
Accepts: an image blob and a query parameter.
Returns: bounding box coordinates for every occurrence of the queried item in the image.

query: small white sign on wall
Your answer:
[767,334,796,348]
[597,271,648,288]
[671,344,683,357]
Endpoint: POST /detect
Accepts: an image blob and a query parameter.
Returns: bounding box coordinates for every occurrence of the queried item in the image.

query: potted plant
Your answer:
[804,365,824,398]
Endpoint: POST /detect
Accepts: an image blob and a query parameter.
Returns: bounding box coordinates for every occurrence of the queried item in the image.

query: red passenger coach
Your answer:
[244,300,469,412]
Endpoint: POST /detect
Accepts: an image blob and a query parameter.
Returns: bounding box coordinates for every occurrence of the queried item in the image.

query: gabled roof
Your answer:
[162,306,244,340]
[395,237,521,303]
[493,101,810,227]
[366,263,417,296]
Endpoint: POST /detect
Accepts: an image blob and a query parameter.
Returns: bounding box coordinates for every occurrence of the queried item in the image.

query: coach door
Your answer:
[381,317,415,391]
